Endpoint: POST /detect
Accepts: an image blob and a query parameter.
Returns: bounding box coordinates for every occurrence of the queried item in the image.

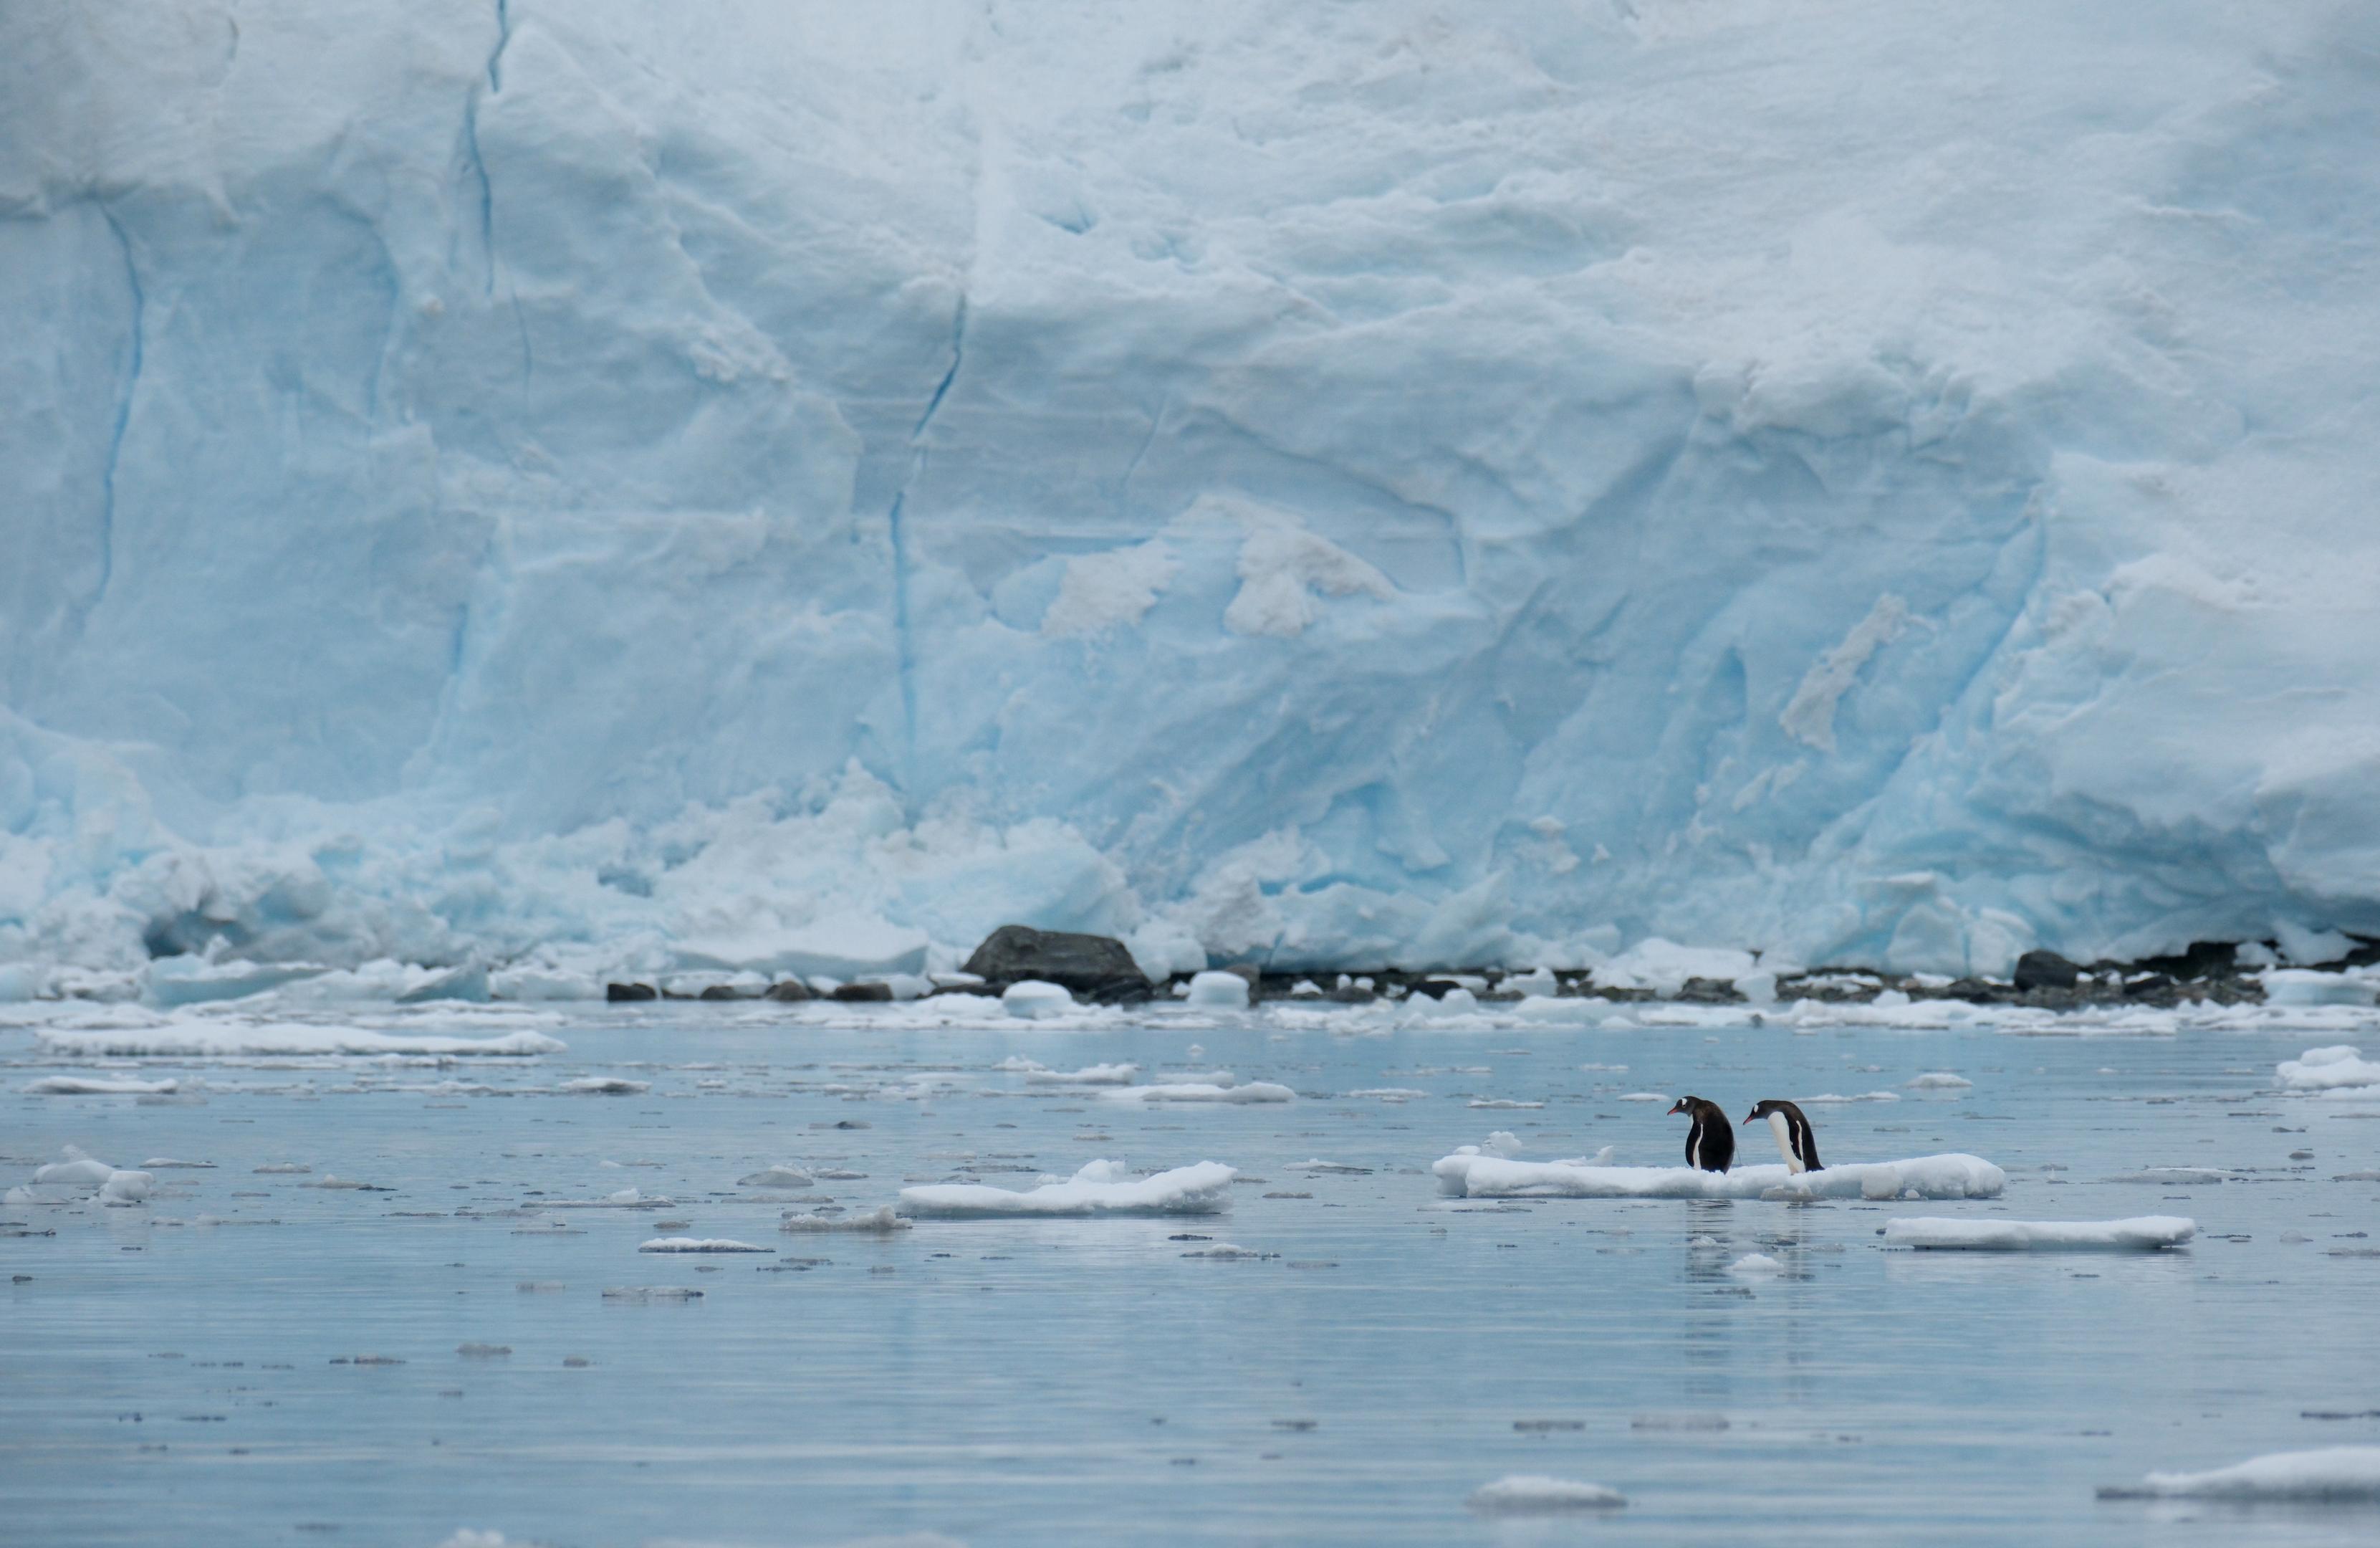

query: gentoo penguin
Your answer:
[1744,1099,1822,1174]
[1666,1095,1734,1172]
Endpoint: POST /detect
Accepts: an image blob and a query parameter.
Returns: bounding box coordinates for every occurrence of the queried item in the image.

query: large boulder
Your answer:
[962,925,1145,993]
[2012,950,2081,991]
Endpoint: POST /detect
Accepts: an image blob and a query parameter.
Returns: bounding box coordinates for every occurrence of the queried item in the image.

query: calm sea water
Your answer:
[5,1005,2378,1546]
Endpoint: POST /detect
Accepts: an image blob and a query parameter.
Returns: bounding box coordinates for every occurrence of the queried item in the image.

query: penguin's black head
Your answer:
[1743,1099,1780,1125]
[1667,1096,1696,1117]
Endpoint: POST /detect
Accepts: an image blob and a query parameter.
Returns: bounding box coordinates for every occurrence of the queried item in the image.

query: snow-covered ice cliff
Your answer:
[4,1,2379,989]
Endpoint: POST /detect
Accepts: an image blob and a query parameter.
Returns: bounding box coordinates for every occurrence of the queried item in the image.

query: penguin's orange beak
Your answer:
[1666,1099,1686,1116]
[1741,1110,1757,1125]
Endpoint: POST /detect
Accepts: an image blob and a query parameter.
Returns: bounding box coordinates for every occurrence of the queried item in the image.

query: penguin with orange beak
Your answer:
[1666,1095,1734,1172]
[1744,1098,1823,1174]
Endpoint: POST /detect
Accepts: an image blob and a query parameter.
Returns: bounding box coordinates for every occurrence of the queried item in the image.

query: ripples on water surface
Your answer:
[5,1006,2379,1546]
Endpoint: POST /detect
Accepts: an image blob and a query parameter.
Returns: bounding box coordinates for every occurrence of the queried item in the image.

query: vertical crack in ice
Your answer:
[91,202,145,621]
[488,0,513,92]
[883,294,969,787]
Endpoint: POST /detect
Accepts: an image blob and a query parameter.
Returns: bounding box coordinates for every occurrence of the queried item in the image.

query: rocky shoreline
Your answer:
[608,927,2379,1012]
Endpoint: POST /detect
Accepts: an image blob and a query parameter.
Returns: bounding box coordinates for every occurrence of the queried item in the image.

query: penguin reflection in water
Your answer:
[1666,1095,1734,1172]
[1745,1098,1823,1174]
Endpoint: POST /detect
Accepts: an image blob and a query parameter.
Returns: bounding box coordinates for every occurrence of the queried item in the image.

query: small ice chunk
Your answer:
[781,1205,910,1233]
[34,1147,117,1187]
[1465,1475,1627,1514]
[24,1076,179,1095]
[97,1170,154,1205]
[638,1238,771,1253]
[2278,1046,2380,1091]
[600,1286,705,1301]
[1025,1063,1138,1086]
[1886,1215,2195,1251]
[1002,980,1075,1020]
[1906,1072,1972,1089]
[1727,1253,1783,1277]
[1106,1081,1292,1104]
[899,1160,1236,1219]
[254,1163,312,1174]
[1285,1160,1371,1175]
[1185,971,1249,1008]
[561,1076,651,1095]
[2098,1445,2380,1500]
[738,1166,815,1188]
[1484,1131,1524,1157]
[456,1343,512,1357]
[1179,1243,1274,1259]
[1505,968,1558,998]
[140,1158,214,1169]
[2101,1168,2224,1185]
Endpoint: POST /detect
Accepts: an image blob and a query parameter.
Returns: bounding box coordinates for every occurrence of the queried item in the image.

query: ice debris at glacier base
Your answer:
[2278,1046,2380,1091]
[2099,1446,2380,1501]
[1464,1476,1627,1514]
[898,1160,1236,1219]
[1884,1216,2195,1251]
[1433,1150,2006,1202]
[6,4,2380,985]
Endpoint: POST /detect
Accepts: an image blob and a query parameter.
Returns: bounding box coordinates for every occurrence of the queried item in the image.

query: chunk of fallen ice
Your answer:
[34,1024,562,1057]
[898,1159,1236,1219]
[2262,971,2380,1008]
[1465,1475,1627,1514]
[1434,1152,2005,1201]
[34,1147,117,1187]
[140,1158,213,1169]
[2098,1446,2380,1500]
[1002,980,1075,1019]
[561,1076,651,1095]
[1185,971,1250,1008]
[97,1170,154,1205]
[24,1076,179,1095]
[780,1205,910,1233]
[1906,1072,1973,1089]
[1179,1242,1274,1259]
[1885,1215,2195,1251]
[2278,1046,2380,1091]
[2101,1168,2224,1185]
[1106,1081,1292,1104]
[1025,1063,1137,1085]
[1285,1159,1372,1175]
[1727,1253,1783,1277]
[638,1238,771,1253]
[600,1286,705,1301]
[737,1166,815,1188]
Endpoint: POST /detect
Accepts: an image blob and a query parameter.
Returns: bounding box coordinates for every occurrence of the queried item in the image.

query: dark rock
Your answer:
[2136,940,2238,981]
[1416,978,1469,998]
[2013,950,2081,991]
[1086,977,1153,1006]
[1941,977,2002,1002]
[961,924,1146,993]
[830,982,894,1003]
[1676,976,1743,1004]
[763,980,813,1003]
[1325,986,1377,1004]
[697,985,742,1001]
[605,983,658,1003]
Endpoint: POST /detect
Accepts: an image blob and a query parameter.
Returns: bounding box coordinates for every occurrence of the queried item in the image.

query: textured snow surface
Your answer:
[1885,1215,2196,1251]
[898,1158,1235,1218]
[1464,1475,1627,1514]
[29,1019,564,1058]
[2100,1446,2380,1501]
[1433,1150,2005,1201]
[6,2,2380,980]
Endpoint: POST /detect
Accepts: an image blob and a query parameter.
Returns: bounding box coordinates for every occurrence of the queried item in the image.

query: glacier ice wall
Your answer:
[4,0,2379,983]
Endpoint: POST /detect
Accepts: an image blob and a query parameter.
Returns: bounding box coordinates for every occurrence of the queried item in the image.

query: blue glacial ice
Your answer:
[4,1,2380,991]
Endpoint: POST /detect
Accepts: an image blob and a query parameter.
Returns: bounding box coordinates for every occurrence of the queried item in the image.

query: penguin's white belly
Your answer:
[1768,1111,1804,1174]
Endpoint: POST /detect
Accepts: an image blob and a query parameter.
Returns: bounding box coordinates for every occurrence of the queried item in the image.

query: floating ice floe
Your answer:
[1285,1159,1371,1175]
[546,1188,673,1209]
[2098,1446,2380,1500]
[1885,1215,2194,1251]
[560,1076,651,1094]
[1906,1072,1973,1089]
[1799,1091,1901,1104]
[2101,1168,2225,1185]
[638,1238,771,1253]
[1434,1150,2005,1201]
[737,1165,815,1188]
[1727,1253,1784,1277]
[2278,1046,2380,1091]
[140,1157,213,1169]
[1179,1242,1273,1259]
[1465,1475,1627,1514]
[600,1286,704,1301]
[1024,1063,1137,1086]
[1185,971,1250,1008]
[781,1205,910,1233]
[1105,1079,1293,1104]
[1344,1087,1430,1101]
[22,1075,181,1095]
[1002,980,1075,1019]
[34,1023,564,1058]
[898,1160,1236,1219]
